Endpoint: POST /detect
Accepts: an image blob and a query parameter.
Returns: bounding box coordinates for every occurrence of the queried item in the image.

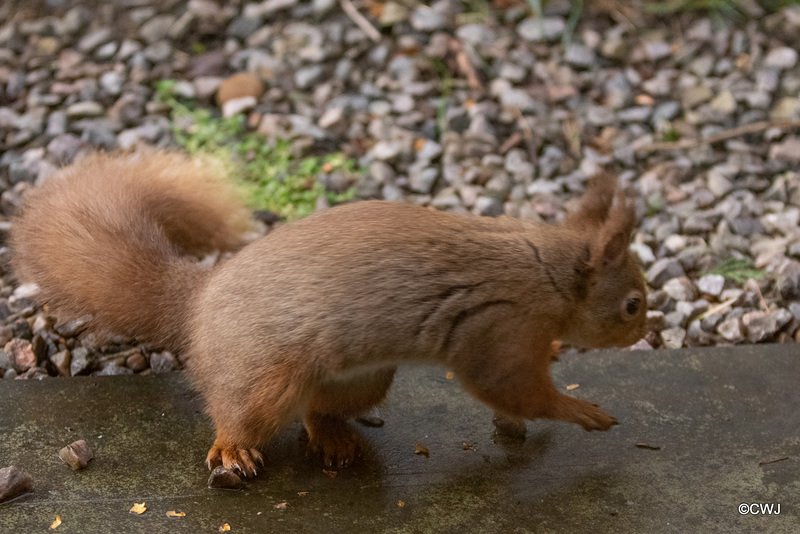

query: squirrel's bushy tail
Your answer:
[10,151,249,352]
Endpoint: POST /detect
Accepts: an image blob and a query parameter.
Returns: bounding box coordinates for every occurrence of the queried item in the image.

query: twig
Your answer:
[636,120,800,154]
[512,106,534,140]
[759,457,789,467]
[499,132,523,154]
[695,297,737,321]
[754,282,769,313]
[450,38,484,94]
[339,0,381,43]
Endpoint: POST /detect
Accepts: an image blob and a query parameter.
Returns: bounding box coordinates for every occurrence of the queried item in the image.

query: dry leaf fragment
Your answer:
[322,469,338,479]
[414,443,430,457]
[129,502,146,515]
[49,516,61,530]
[298,491,309,496]
[166,511,186,517]
[462,442,474,451]
[275,502,288,509]
[414,138,425,152]
[321,162,334,173]
[566,384,579,391]
[219,523,231,532]
[445,371,454,380]
[635,443,661,451]
[397,500,405,507]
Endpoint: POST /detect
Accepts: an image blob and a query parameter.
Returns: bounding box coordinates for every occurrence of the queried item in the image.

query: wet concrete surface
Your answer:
[0,345,798,533]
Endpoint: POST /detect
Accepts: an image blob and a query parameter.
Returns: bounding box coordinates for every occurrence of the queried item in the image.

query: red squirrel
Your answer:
[11,151,647,477]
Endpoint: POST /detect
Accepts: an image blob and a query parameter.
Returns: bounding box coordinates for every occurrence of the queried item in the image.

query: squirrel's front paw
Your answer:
[559,397,619,432]
[305,415,364,469]
[206,443,264,478]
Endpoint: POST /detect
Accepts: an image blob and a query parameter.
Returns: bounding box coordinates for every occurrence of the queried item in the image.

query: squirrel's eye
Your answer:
[621,290,644,320]
[626,298,640,316]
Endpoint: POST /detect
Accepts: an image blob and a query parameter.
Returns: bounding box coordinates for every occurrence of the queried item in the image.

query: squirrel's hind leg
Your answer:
[202,363,312,477]
[303,366,396,469]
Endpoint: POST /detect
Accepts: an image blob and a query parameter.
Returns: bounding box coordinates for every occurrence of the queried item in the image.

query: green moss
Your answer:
[154,80,358,221]
[707,257,766,284]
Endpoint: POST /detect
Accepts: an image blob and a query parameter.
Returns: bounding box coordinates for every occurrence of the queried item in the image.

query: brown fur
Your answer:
[12,153,647,477]
[10,151,248,352]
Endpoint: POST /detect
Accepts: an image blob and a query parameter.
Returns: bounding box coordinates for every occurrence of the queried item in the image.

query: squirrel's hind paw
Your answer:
[206,443,264,478]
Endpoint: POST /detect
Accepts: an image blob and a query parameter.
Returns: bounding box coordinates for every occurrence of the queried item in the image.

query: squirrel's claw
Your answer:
[206,443,264,478]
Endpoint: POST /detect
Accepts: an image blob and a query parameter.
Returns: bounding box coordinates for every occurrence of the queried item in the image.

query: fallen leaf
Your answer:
[736,53,750,70]
[166,511,186,517]
[635,443,661,451]
[445,371,455,380]
[397,500,405,507]
[298,491,309,496]
[129,502,146,515]
[414,443,430,457]
[49,516,61,530]
[322,469,338,479]
[367,0,383,18]
[566,384,579,391]
[219,524,231,532]
[275,502,288,509]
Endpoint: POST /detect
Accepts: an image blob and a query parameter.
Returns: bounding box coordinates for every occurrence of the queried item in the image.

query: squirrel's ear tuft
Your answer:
[566,172,618,228]
[591,189,637,270]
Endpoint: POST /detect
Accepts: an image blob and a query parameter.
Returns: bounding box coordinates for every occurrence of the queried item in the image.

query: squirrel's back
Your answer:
[11,151,249,351]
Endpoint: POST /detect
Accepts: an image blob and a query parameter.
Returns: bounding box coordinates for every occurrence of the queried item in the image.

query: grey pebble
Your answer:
[517,17,564,42]
[70,347,96,376]
[646,258,686,289]
[717,317,744,342]
[150,351,178,374]
[139,15,177,44]
[696,274,725,297]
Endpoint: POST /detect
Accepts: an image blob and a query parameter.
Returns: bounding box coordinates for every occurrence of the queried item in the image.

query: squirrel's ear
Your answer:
[593,190,636,270]
[566,172,617,228]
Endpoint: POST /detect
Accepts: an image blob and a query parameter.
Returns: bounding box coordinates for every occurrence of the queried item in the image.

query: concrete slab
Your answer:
[0,345,798,533]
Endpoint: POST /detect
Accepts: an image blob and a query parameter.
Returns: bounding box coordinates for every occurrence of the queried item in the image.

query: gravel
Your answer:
[0,0,797,379]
